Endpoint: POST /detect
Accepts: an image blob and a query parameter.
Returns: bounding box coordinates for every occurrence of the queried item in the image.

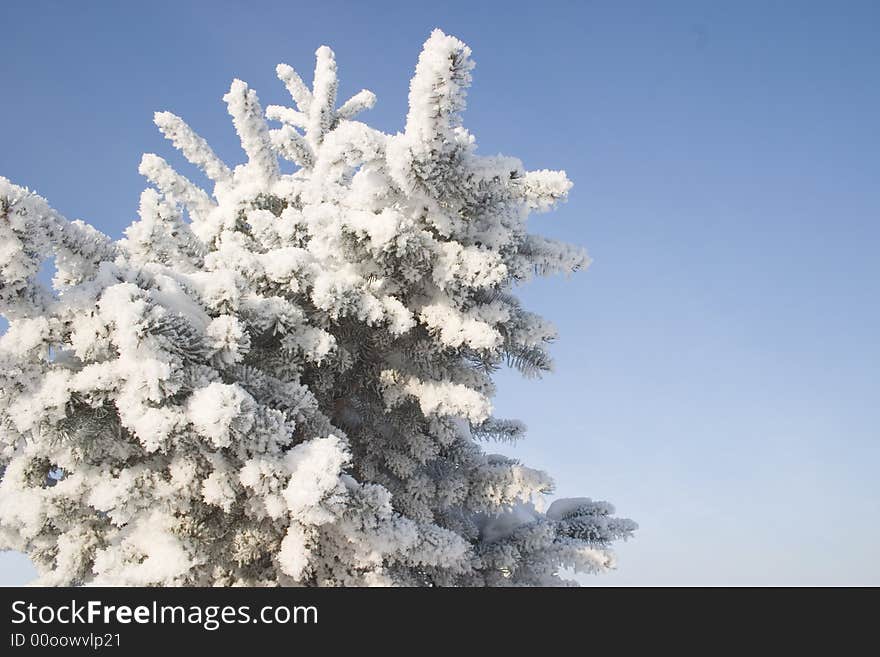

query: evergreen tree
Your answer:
[0,30,635,586]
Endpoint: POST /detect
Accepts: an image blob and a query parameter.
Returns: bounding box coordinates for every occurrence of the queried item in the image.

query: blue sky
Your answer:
[1,0,878,585]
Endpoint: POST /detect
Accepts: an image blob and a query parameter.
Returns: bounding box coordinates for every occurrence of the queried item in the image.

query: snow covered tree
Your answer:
[0,30,635,586]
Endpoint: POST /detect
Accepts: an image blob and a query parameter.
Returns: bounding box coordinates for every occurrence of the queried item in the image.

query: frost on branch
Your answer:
[0,29,633,586]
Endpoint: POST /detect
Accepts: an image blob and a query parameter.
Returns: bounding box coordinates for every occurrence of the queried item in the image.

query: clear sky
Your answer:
[1,0,878,586]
